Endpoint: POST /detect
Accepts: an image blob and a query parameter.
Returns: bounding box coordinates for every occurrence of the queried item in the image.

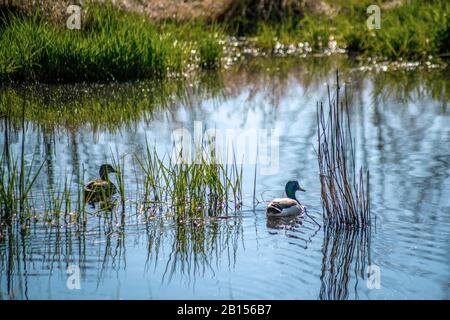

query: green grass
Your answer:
[136,141,243,224]
[0,2,225,82]
[0,134,44,223]
[1,0,448,83]
[250,0,450,61]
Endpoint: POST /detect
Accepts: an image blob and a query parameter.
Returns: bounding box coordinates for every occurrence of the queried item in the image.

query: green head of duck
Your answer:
[285,180,305,200]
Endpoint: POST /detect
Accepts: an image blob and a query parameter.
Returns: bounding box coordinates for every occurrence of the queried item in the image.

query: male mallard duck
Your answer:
[266,181,306,217]
[84,164,117,202]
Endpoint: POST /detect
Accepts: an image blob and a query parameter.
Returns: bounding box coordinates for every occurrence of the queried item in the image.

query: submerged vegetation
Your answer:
[0,0,448,83]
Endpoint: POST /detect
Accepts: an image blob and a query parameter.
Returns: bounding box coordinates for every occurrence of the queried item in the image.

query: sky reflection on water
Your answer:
[0,57,449,299]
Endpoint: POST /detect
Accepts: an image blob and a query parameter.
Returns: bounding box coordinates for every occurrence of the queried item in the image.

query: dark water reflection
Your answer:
[319,227,371,300]
[0,56,449,299]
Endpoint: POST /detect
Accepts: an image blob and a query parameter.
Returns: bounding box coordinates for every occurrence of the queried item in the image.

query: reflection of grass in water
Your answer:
[145,217,243,283]
[0,72,225,131]
[371,68,450,105]
[1,110,244,233]
[319,226,371,300]
[1,57,448,133]
[0,217,90,299]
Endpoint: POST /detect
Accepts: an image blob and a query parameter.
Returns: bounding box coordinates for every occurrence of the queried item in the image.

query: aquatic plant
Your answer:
[316,71,370,228]
[1,126,245,231]
[44,176,72,220]
[136,141,243,223]
[0,111,44,223]
[158,217,242,282]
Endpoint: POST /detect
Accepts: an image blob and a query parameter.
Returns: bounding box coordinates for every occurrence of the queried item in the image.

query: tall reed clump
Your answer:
[136,142,243,223]
[316,71,370,228]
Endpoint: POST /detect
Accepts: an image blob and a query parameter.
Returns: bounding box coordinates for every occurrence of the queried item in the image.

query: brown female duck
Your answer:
[84,164,117,202]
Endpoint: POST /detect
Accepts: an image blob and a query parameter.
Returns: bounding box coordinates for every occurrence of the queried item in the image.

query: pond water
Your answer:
[1,56,449,299]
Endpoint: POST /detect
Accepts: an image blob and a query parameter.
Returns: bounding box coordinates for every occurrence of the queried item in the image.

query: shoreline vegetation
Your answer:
[0,0,449,83]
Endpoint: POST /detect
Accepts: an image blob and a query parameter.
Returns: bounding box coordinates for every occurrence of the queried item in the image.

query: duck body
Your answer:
[266,198,305,217]
[84,164,117,203]
[84,179,117,202]
[266,180,306,218]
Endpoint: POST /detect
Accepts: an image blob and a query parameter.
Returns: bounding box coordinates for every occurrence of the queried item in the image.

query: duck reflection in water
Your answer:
[266,214,321,250]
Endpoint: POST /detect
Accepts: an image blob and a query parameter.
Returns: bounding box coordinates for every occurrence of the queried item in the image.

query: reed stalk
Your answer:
[316,71,370,228]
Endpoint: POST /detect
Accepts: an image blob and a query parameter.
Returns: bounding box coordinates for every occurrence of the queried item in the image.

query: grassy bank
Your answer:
[0,0,448,83]
[0,3,225,82]
[250,0,450,60]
